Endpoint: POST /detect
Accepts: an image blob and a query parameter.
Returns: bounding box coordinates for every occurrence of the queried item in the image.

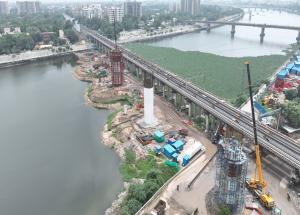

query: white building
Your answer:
[3,27,10,34]
[81,4,103,19]
[59,30,64,39]
[14,27,21,33]
[107,7,124,23]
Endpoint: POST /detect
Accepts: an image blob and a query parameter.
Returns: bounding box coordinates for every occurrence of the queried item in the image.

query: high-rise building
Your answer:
[123,1,142,17]
[107,7,124,23]
[180,0,201,16]
[16,1,41,14]
[0,1,9,15]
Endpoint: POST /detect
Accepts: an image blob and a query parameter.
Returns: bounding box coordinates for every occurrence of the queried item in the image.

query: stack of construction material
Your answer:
[154,130,165,143]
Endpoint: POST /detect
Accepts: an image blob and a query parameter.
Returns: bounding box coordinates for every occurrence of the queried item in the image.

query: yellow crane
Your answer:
[244,61,275,209]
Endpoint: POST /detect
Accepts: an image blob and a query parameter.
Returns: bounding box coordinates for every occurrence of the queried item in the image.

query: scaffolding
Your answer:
[110,48,124,86]
[214,138,248,213]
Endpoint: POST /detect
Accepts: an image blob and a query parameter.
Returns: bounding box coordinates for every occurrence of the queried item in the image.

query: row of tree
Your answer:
[0,13,78,55]
[282,86,300,128]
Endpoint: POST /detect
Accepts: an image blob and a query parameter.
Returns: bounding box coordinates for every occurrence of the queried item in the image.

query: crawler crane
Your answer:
[244,62,275,209]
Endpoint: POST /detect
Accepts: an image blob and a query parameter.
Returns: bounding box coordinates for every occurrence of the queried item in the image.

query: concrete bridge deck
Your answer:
[84,27,300,170]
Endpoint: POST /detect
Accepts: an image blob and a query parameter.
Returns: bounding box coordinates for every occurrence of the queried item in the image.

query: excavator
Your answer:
[244,62,275,210]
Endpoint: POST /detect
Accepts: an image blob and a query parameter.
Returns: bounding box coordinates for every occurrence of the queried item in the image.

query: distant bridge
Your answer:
[193,21,300,43]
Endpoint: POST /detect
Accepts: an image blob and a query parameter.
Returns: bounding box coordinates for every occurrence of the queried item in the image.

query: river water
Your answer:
[147,9,300,57]
[0,57,122,215]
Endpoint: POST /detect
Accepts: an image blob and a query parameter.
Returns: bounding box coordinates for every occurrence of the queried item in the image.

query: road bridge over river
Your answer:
[193,20,300,43]
[83,27,300,170]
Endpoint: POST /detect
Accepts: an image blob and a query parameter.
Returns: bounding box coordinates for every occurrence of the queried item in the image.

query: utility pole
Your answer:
[245,61,258,146]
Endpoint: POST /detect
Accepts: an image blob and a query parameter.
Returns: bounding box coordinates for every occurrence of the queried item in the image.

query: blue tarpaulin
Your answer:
[254,101,267,114]
[172,140,184,151]
[163,144,176,158]
[277,69,289,79]
[291,66,300,75]
[286,63,294,71]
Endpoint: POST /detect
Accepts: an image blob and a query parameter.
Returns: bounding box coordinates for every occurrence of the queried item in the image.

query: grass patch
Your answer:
[125,43,293,100]
[107,109,121,130]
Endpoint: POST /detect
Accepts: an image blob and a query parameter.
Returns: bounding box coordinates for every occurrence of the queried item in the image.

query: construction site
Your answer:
[71,37,300,215]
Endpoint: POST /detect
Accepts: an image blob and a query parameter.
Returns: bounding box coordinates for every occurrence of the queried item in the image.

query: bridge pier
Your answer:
[207,23,211,33]
[260,27,265,43]
[231,24,236,39]
[297,30,300,44]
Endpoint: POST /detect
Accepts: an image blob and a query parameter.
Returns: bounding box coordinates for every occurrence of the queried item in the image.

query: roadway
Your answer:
[84,28,300,170]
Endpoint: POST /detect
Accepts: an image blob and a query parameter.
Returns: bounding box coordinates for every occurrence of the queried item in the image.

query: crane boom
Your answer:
[245,61,266,189]
[245,62,274,209]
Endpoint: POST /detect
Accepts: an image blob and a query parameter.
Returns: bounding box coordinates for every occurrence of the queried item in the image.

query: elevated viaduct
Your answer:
[84,27,300,170]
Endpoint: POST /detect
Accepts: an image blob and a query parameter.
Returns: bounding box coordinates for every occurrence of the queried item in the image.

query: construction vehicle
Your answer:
[244,62,275,209]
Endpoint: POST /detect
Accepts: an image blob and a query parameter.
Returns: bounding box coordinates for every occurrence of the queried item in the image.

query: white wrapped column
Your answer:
[144,87,155,125]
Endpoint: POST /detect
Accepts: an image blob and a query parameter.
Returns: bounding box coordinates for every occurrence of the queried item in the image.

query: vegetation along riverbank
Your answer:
[125,43,297,104]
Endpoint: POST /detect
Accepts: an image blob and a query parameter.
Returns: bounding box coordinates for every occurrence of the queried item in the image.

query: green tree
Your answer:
[284,89,298,101]
[282,101,300,128]
[127,184,147,204]
[64,29,78,43]
[218,205,231,215]
[126,199,142,215]
[143,181,160,199]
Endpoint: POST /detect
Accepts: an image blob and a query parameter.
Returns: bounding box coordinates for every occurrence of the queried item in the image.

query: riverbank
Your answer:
[118,13,244,44]
[0,44,88,69]
[72,51,216,215]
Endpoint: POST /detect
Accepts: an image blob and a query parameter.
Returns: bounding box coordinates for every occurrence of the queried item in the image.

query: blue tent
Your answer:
[163,144,176,158]
[291,66,300,75]
[286,63,294,71]
[172,140,184,152]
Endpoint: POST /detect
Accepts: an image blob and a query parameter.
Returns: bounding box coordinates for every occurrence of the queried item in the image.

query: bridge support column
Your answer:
[188,102,192,118]
[231,25,236,39]
[205,114,210,133]
[207,23,211,33]
[260,27,265,43]
[297,30,300,44]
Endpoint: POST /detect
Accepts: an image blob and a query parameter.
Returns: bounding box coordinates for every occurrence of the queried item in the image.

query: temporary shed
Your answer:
[172,140,184,152]
[277,69,289,79]
[163,144,176,158]
[286,63,294,71]
[291,65,300,75]
[154,130,165,143]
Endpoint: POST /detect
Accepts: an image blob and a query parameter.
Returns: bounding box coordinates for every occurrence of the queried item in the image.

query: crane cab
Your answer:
[260,193,275,209]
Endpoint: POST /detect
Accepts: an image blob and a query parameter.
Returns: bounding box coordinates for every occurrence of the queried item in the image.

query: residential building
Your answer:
[14,27,21,33]
[81,4,103,19]
[0,1,9,15]
[107,7,124,23]
[123,1,142,17]
[180,0,201,16]
[16,1,41,14]
[3,27,10,34]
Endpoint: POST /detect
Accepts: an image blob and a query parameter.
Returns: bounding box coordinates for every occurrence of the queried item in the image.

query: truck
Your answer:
[182,141,205,166]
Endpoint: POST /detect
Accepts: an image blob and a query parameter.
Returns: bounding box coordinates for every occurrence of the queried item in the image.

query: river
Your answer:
[147,9,300,57]
[0,56,122,215]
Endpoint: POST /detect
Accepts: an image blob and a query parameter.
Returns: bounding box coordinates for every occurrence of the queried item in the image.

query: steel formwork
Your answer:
[215,138,248,212]
[110,48,124,86]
